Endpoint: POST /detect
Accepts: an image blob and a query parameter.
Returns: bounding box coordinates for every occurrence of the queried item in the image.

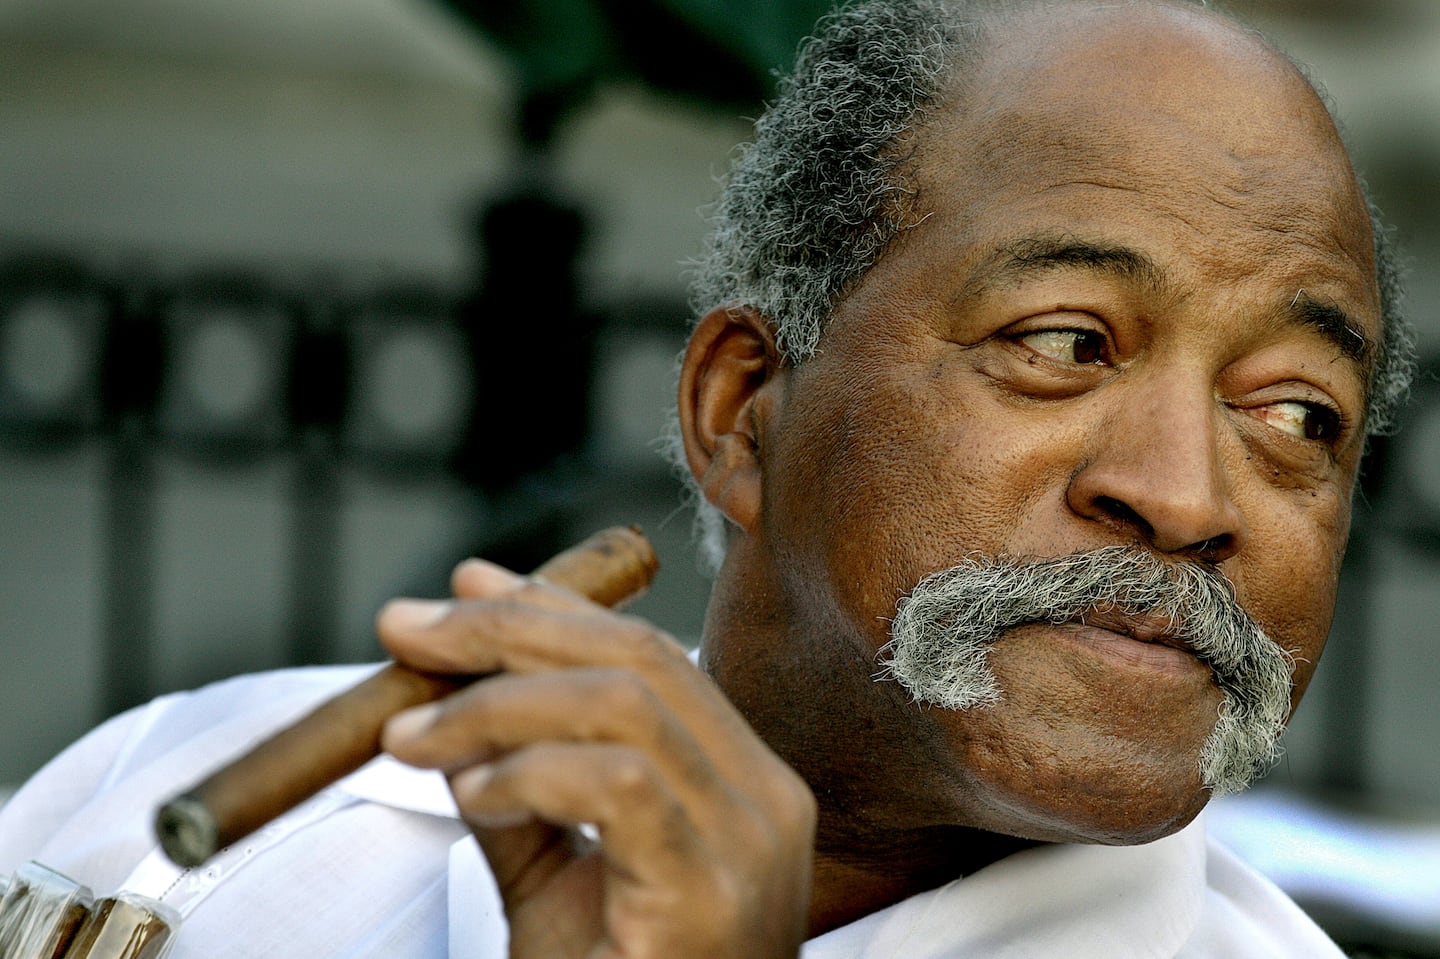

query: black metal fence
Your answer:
[0,240,696,720]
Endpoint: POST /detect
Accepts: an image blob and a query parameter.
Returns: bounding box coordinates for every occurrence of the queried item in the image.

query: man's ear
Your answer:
[677,305,785,535]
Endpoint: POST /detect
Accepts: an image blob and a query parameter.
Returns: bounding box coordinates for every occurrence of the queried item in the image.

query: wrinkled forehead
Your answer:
[900,0,1381,319]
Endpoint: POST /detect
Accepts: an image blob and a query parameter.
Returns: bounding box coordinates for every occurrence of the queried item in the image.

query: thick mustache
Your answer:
[881,545,1296,706]
[880,545,1296,795]
[968,547,1256,633]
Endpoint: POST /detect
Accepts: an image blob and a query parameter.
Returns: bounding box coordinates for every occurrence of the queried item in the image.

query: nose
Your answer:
[1066,381,1248,563]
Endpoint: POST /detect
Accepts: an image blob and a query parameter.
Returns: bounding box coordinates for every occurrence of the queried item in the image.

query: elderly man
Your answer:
[0,0,1416,956]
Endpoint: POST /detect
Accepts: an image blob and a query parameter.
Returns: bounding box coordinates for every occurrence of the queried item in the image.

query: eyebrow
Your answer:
[958,232,1377,386]
[958,234,1165,301]
[1287,290,1374,370]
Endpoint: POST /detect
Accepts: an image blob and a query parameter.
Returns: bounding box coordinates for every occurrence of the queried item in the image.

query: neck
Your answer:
[698,548,1044,937]
[806,817,1041,938]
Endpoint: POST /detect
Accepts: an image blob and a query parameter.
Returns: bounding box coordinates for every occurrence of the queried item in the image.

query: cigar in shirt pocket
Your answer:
[154,525,658,868]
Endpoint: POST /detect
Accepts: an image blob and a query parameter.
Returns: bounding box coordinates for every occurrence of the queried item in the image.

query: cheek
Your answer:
[769,355,1071,644]
[1231,488,1352,702]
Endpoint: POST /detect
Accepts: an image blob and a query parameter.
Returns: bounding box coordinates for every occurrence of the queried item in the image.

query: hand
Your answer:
[377,558,817,959]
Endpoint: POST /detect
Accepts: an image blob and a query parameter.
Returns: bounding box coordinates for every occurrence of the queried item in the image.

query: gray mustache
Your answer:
[880,546,1295,796]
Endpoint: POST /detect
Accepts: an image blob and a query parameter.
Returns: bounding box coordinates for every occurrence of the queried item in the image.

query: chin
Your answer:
[973,767,1216,847]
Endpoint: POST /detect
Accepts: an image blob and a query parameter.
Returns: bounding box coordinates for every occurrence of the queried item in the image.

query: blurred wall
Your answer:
[0,0,1436,825]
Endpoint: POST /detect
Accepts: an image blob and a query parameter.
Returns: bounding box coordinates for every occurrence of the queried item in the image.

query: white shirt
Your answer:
[0,666,1343,958]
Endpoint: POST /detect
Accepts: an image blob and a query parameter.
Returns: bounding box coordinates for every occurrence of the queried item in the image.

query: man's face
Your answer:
[728,5,1381,845]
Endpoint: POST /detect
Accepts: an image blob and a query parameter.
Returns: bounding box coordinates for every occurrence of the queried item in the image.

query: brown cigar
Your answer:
[155,526,658,867]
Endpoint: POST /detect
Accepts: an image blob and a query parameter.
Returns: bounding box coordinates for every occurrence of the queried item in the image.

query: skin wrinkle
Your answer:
[1044,179,1148,198]
[674,0,1415,573]
[975,122,1356,268]
[963,232,1376,408]
[658,2,1423,938]
[954,235,1164,305]
[748,1,1353,835]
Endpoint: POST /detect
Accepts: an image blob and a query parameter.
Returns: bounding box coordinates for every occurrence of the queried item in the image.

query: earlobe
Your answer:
[677,305,785,535]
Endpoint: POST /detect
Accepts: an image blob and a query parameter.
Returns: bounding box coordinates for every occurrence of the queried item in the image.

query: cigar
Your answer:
[154,526,658,868]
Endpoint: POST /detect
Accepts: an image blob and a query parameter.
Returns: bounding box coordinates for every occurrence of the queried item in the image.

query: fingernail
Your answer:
[456,559,527,591]
[382,599,451,632]
[451,766,531,827]
[451,763,494,797]
[385,703,441,745]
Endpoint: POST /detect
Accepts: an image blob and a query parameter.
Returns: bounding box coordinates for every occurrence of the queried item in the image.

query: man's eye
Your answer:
[1019,329,1106,365]
[1256,401,1342,442]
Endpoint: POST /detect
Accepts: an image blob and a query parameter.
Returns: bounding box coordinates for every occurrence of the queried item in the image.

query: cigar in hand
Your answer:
[155,525,658,868]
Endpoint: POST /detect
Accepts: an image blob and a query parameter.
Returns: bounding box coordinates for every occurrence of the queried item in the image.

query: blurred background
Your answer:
[0,0,1435,954]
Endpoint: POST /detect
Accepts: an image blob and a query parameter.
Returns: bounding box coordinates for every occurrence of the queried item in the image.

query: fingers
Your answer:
[383,662,815,902]
[382,669,718,797]
[378,567,686,676]
[379,592,776,788]
[450,557,523,601]
[444,739,815,957]
[384,555,597,655]
[375,554,818,957]
[450,743,701,888]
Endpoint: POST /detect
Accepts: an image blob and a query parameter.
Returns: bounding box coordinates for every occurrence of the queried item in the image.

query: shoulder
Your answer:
[0,665,383,885]
[141,664,383,736]
[4,664,474,959]
[119,664,382,773]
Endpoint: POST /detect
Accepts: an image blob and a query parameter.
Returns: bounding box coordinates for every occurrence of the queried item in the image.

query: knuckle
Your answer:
[781,794,819,840]
[612,615,688,667]
[591,668,660,717]
[443,688,500,733]
[755,768,818,836]
[699,875,746,936]
[609,752,651,790]
[604,750,660,803]
[484,592,535,622]
[739,806,789,856]
[781,772,818,819]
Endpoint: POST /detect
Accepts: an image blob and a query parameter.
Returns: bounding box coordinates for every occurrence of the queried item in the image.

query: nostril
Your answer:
[1090,496,1238,561]
[1094,495,1154,539]
[1190,534,1234,564]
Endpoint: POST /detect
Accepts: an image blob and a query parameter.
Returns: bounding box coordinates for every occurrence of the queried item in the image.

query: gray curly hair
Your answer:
[673,0,1417,572]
